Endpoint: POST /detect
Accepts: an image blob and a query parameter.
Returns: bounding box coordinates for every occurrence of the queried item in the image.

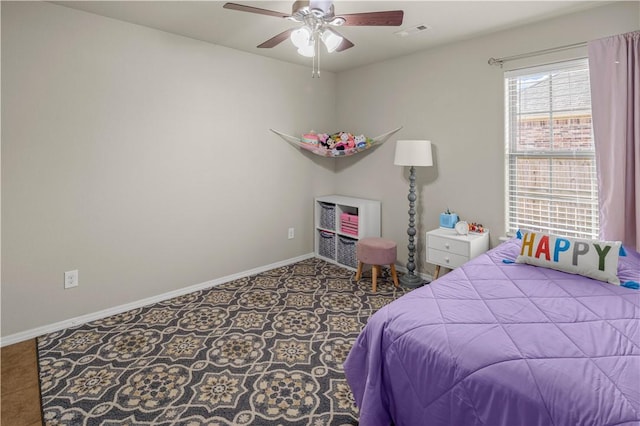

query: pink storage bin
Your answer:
[340,212,359,223]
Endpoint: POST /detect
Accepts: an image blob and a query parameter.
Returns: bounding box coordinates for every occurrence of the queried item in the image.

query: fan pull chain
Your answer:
[311,43,316,78]
[312,35,320,78]
[317,36,321,78]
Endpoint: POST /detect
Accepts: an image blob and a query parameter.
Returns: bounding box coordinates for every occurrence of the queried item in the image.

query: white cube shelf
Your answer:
[314,195,381,270]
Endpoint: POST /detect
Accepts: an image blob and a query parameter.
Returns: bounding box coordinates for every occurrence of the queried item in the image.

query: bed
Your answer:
[344,237,640,426]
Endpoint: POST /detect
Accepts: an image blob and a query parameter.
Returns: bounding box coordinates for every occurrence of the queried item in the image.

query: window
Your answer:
[505,59,599,239]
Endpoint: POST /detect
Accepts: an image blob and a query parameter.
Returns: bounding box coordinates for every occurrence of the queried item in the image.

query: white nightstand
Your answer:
[426,227,490,279]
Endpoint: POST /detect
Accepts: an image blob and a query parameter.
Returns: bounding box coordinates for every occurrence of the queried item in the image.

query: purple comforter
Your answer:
[344,238,640,426]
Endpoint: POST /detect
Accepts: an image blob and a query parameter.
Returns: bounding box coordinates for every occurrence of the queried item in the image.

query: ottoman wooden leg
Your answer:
[390,264,399,287]
[355,261,363,281]
[372,265,379,293]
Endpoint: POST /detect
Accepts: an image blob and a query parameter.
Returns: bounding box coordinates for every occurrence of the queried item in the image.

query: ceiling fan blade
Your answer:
[340,10,404,26]
[335,36,355,52]
[223,2,290,19]
[257,28,294,48]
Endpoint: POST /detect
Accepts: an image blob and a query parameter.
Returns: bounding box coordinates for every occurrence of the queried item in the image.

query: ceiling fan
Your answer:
[223,1,404,68]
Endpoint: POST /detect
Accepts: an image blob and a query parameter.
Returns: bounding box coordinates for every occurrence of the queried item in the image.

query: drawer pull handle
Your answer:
[445,257,450,263]
[445,243,450,249]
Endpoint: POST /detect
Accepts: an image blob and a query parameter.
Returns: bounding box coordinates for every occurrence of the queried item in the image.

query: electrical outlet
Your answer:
[288,227,295,239]
[64,270,79,289]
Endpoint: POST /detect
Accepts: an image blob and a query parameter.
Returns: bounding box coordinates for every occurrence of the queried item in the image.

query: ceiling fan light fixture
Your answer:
[290,26,311,48]
[223,1,405,76]
[321,28,343,53]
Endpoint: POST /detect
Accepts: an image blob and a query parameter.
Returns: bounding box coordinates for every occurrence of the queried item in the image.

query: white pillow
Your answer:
[516,231,622,285]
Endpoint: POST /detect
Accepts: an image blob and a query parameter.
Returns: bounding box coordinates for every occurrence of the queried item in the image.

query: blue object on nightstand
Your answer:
[439,213,459,228]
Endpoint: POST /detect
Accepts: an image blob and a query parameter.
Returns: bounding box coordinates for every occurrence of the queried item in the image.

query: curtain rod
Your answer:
[488,41,587,67]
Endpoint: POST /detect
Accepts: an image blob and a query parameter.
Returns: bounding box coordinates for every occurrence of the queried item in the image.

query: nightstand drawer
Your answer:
[428,235,469,257]
[427,248,469,269]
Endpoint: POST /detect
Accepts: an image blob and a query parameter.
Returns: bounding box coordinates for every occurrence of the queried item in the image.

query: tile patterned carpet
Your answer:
[37,258,407,425]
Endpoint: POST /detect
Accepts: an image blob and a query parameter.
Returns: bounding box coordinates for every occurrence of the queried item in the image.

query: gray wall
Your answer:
[2,1,638,338]
[334,1,639,277]
[1,2,336,337]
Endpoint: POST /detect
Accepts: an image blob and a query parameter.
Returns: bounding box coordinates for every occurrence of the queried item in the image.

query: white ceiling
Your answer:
[53,1,608,73]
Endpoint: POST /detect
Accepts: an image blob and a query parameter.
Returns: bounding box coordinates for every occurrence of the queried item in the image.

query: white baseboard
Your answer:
[0,253,315,348]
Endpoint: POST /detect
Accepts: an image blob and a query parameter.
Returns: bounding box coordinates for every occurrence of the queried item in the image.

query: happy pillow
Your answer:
[516,231,622,285]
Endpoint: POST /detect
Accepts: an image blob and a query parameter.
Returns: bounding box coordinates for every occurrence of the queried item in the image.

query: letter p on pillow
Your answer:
[516,231,622,285]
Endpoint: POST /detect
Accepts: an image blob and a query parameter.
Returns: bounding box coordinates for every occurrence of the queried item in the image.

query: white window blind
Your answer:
[505,58,599,239]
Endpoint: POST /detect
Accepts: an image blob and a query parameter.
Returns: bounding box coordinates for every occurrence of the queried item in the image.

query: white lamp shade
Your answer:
[394,140,433,167]
[321,29,343,53]
[291,27,311,48]
[297,43,315,57]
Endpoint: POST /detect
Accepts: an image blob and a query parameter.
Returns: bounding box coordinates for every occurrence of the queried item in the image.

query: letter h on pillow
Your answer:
[516,231,622,285]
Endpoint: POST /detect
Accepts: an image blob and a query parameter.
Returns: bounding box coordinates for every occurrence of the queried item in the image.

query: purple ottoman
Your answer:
[355,237,399,292]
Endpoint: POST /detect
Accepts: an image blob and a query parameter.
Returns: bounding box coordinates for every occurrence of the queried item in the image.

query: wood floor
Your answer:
[1,339,43,425]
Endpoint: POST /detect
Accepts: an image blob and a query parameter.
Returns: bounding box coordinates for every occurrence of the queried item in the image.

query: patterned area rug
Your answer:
[37,258,407,425]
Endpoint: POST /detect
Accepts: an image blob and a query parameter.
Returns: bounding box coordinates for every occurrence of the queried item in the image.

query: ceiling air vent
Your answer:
[394,24,430,38]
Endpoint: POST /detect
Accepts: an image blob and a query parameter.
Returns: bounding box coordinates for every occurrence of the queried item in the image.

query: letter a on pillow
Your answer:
[516,231,622,285]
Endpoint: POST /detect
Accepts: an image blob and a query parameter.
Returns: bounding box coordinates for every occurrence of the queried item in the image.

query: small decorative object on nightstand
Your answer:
[454,221,469,235]
[426,227,489,279]
[439,209,459,228]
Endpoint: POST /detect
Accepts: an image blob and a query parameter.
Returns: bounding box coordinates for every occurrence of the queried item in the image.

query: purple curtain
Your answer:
[588,31,640,252]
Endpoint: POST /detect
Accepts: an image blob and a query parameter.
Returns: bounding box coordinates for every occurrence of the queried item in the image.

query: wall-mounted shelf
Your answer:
[271,127,402,158]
